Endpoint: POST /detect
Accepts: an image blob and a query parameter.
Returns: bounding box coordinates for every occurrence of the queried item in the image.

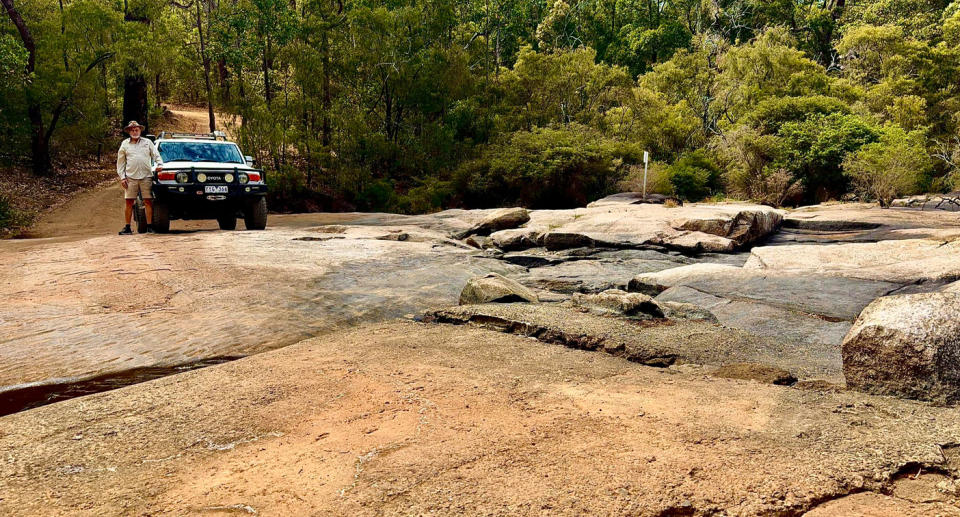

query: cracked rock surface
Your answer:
[4,321,960,516]
[8,193,960,515]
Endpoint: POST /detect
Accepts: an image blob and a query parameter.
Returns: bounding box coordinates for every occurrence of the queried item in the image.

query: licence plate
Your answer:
[204,185,228,194]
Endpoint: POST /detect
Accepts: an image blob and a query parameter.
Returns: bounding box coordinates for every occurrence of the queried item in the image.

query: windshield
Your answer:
[158,142,244,164]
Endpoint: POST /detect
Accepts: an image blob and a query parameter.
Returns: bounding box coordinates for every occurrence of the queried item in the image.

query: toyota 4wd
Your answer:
[134,131,268,232]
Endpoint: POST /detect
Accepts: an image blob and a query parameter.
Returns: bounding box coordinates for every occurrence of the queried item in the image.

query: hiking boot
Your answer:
[145,224,155,234]
[118,225,133,235]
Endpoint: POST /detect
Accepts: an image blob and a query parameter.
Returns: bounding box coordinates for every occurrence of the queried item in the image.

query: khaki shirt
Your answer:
[117,137,163,180]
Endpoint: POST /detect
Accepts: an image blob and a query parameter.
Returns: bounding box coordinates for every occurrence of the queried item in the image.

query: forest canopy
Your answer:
[3,0,960,212]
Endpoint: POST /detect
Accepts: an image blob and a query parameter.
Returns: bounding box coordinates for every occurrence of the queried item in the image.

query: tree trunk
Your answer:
[263,37,273,107]
[1,0,52,175]
[321,30,331,147]
[155,72,162,114]
[123,74,149,133]
[195,1,216,132]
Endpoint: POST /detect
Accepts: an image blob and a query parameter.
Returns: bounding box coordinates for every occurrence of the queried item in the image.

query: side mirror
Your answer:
[245,155,255,167]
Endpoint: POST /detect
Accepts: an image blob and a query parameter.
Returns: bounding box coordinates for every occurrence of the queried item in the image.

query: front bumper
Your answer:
[151,168,267,219]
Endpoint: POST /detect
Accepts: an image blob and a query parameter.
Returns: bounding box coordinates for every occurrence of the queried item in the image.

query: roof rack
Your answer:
[157,130,229,141]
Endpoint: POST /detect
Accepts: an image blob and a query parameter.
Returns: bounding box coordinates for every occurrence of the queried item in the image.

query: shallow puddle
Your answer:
[0,356,243,417]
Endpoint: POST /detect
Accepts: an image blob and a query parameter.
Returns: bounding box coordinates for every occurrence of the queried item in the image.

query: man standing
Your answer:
[117,120,163,234]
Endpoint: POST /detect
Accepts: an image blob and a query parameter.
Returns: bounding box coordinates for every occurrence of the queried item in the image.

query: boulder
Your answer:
[542,232,597,251]
[456,207,530,239]
[658,301,718,323]
[842,293,960,402]
[459,273,539,305]
[571,289,664,318]
[464,235,492,249]
[489,229,541,251]
[671,210,782,247]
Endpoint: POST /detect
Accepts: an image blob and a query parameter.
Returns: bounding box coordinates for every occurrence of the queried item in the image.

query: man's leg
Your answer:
[124,199,135,225]
[143,199,153,224]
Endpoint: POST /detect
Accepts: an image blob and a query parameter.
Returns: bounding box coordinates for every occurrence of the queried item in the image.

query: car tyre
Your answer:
[244,197,267,230]
[152,201,170,233]
[218,212,237,230]
[134,203,148,234]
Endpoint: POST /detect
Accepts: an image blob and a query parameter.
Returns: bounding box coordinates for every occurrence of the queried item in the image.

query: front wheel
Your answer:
[243,197,267,230]
[134,202,148,234]
[152,201,170,233]
[217,212,237,230]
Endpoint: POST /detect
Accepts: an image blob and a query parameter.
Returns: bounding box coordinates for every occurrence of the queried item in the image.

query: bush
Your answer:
[0,194,15,230]
[665,150,722,201]
[777,112,880,202]
[453,125,643,208]
[618,161,673,195]
[842,125,929,207]
[265,165,337,213]
[744,95,850,134]
[393,177,454,214]
[0,193,28,234]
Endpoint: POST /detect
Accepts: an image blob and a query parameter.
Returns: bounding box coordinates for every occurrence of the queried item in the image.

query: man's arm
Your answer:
[116,142,127,181]
[150,140,163,170]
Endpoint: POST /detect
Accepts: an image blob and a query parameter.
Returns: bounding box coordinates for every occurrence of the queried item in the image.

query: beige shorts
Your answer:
[122,177,153,199]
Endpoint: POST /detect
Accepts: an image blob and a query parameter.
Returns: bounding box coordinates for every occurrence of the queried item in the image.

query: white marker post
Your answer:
[642,151,649,199]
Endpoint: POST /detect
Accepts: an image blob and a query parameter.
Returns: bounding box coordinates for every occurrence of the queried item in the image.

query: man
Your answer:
[117,120,163,235]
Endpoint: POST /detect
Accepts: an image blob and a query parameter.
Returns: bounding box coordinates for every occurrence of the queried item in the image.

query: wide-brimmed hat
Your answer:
[123,120,145,133]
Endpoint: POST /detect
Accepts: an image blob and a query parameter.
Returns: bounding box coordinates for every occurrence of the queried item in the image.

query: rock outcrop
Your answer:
[428,303,842,379]
[459,273,539,305]
[628,263,897,321]
[842,293,960,402]
[570,289,664,318]
[489,229,541,251]
[658,301,718,322]
[455,207,530,239]
[586,192,679,207]
[486,204,783,254]
[745,239,960,284]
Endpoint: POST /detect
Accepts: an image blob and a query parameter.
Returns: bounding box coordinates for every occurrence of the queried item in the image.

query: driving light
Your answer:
[197,173,207,183]
[238,173,249,184]
[225,173,235,183]
[176,172,189,183]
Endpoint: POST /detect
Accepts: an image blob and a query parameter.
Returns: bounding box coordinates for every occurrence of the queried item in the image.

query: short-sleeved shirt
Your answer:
[117,137,163,180]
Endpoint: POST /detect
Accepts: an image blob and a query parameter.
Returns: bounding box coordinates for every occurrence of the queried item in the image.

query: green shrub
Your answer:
[0,194,15,230]
[0,193,29,234]
[843,125,929,207]
[453,125,643,208]
[777,112,880,202]
[666,150,723,201]
[265,165,336,213]
[355,179,397,212]
[744,95,850,134]
[393,177,454,214]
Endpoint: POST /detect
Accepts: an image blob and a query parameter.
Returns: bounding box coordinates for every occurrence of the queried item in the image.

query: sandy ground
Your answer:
[3,321,960,516]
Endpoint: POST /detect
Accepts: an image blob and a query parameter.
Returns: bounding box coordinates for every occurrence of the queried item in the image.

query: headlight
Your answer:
[176,172,189,183]
[225,173,235,183]
[238,173,249,184]
[197,173,207,183]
